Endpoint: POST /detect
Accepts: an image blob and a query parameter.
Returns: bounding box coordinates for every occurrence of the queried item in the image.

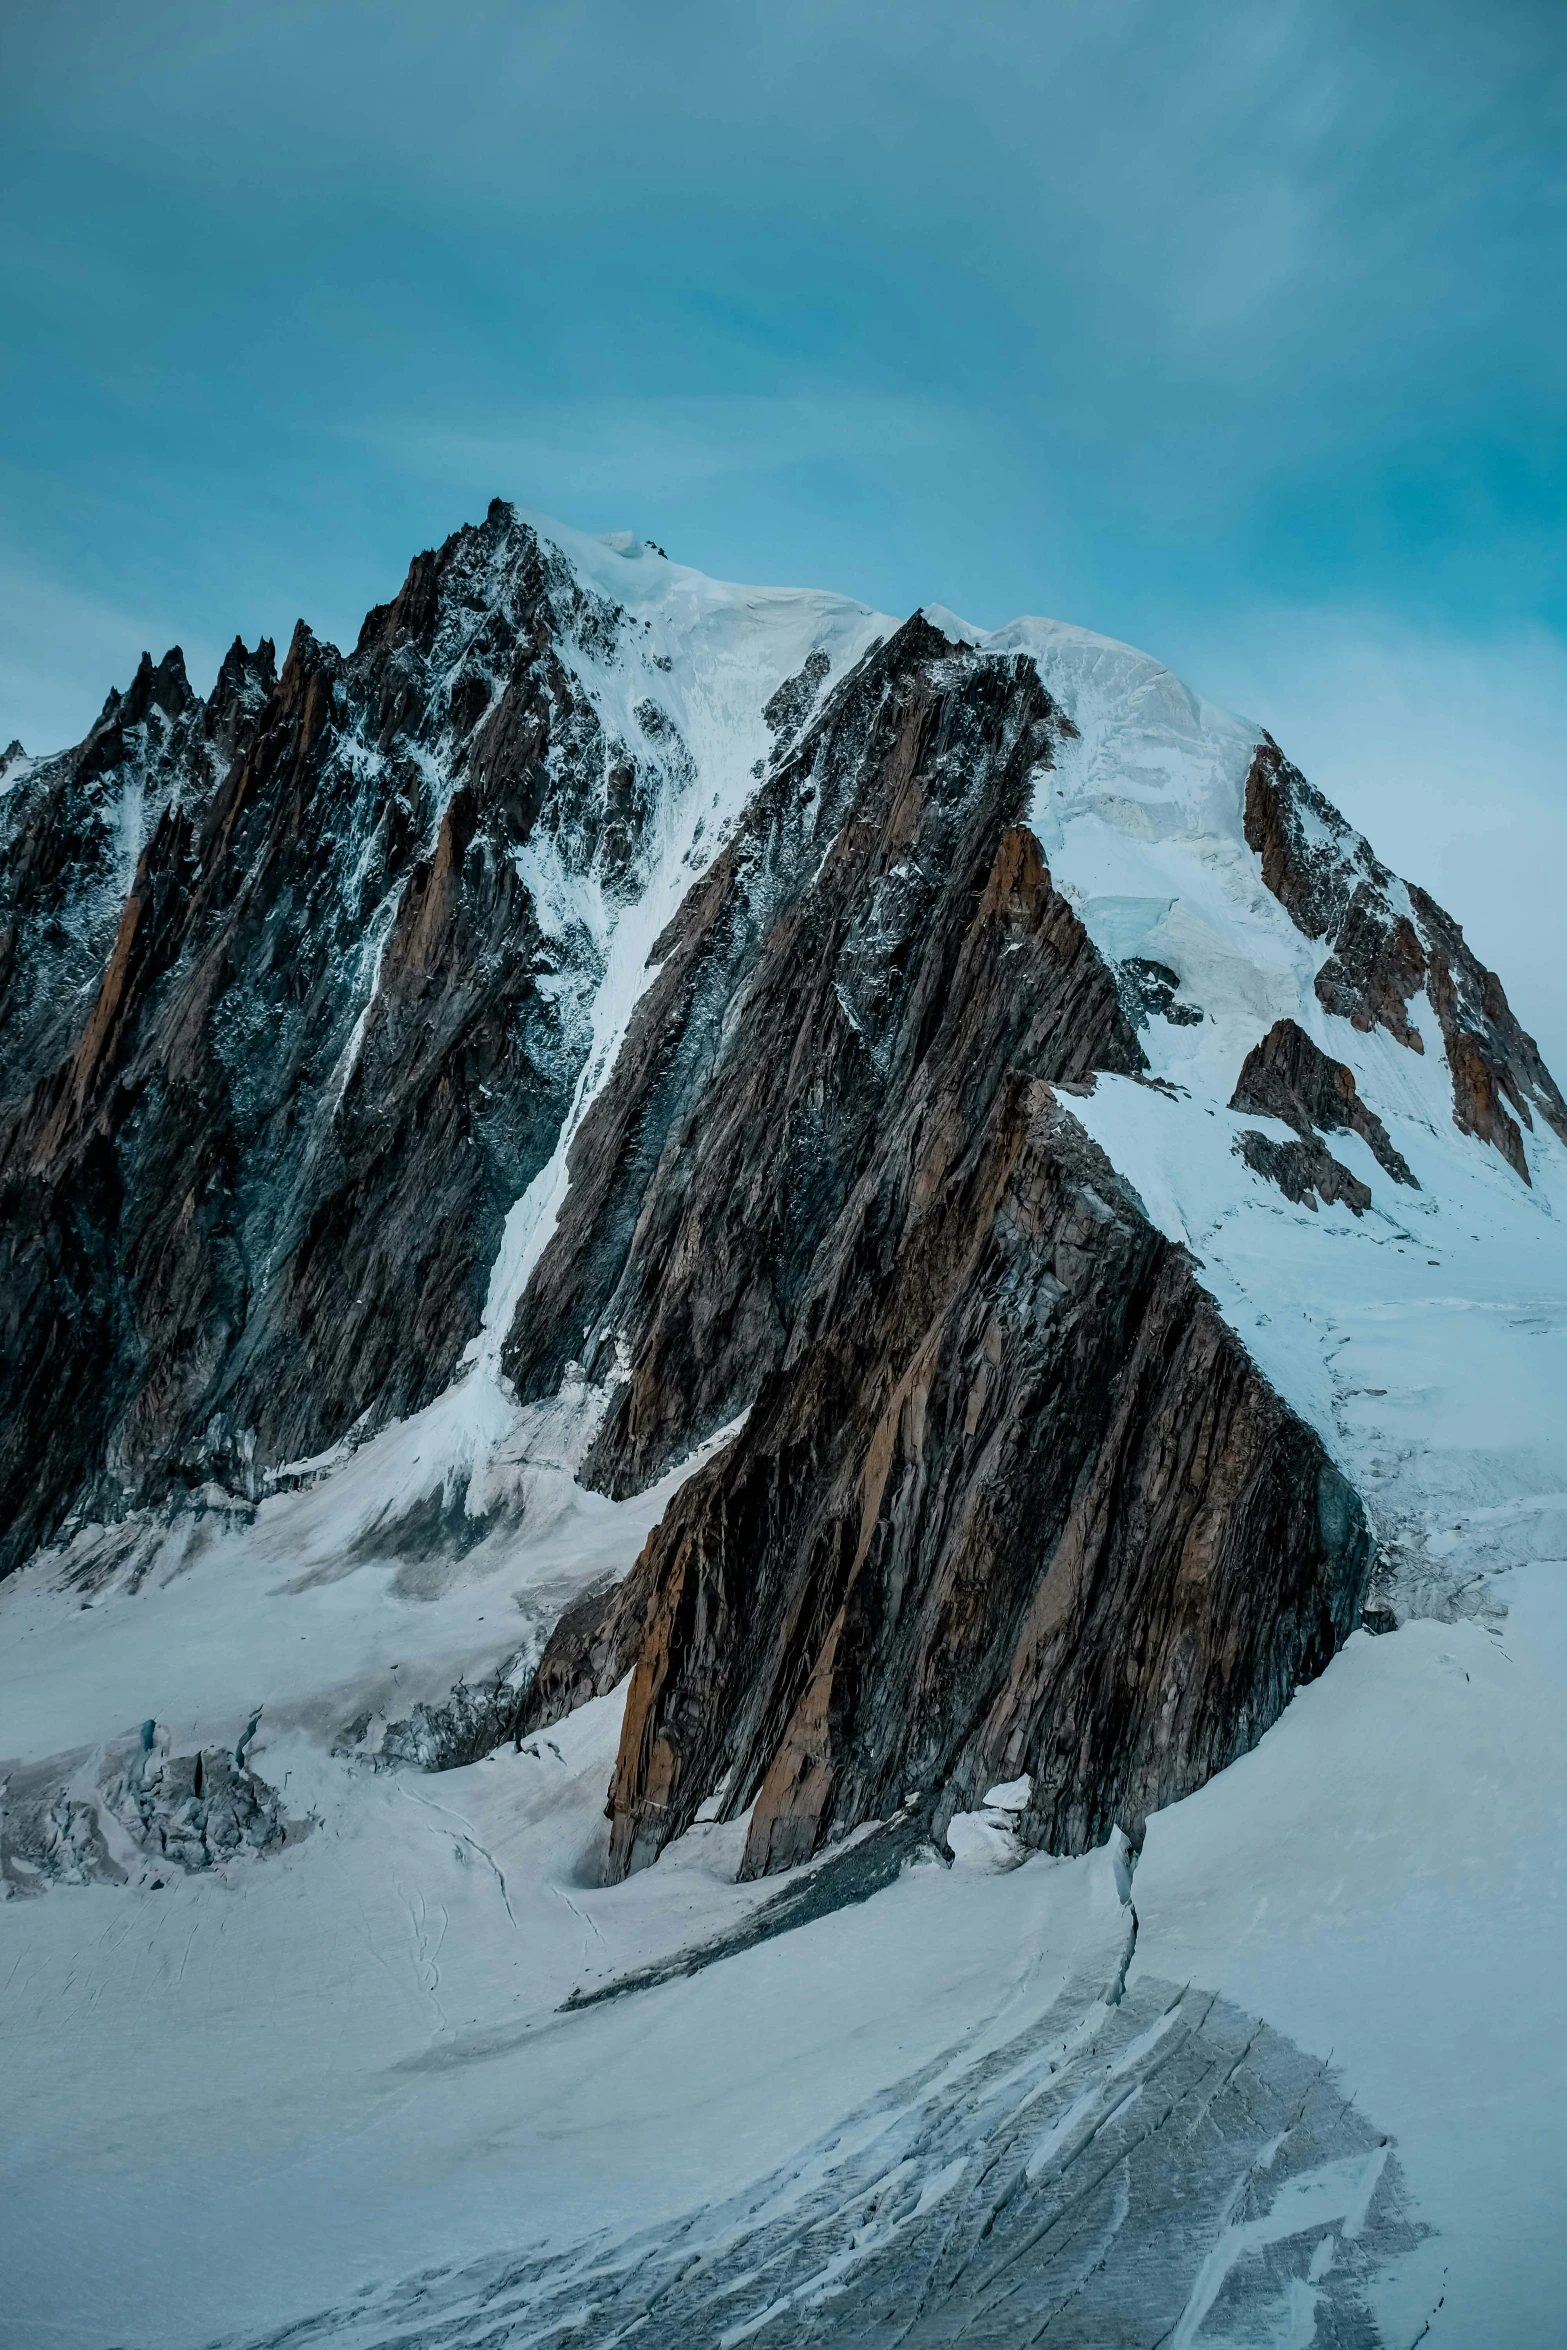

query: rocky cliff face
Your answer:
[600,1084,1367,1883]
[504,617,1141,1491]
[0,506,774,1575]
[506,624,1369,1881]
[1244,735,1567,1180]
[7,509,1560,1894]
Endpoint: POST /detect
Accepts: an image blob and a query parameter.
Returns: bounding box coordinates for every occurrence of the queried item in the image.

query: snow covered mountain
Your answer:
[3,507,1565,2347]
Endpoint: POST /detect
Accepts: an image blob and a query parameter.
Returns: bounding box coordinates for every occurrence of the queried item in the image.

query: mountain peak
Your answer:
[4,509,1564,2344]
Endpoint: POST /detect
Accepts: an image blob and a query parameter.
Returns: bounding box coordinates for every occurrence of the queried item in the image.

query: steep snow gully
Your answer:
[3,508,1565,2347]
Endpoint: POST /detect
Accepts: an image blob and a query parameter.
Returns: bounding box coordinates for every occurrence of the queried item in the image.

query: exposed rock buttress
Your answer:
[0,507,695,1574]
[1244,735,1567,1180]
[521,639,1373,1883]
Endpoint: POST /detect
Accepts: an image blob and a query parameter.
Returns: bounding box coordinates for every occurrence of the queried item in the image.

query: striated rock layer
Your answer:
[0,507,765,1574]
[517,622,1372,1879]
[603,1085,1368,1881]
[504,615,1138,1486]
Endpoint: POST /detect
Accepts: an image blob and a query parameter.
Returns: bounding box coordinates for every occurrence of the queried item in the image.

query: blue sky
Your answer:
[4,0,1565,1061]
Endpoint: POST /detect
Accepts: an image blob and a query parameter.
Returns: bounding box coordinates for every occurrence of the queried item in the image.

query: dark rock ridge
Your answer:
[0,643,261,1115]
[0,504,706,1575]
[504,617,1134,1493]
[512,627,1370,1879]
[518,1569,661,1741]
[1234,1127,1371,1216]
[589,1087,1369,1882]
[1244,735,1567,1180]
[1231,1016,1415,1186]
[1114,954,1203,1029]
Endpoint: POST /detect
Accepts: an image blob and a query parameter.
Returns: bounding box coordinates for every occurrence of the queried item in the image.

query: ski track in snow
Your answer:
[4,536,1566,2347]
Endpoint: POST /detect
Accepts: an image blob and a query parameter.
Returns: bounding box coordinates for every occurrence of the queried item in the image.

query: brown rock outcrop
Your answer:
[1230,1017,1415,1187]
[598,1087,1368,1883]
[1409,884,1565,1183]
[1244,735,1567,1178]
[1314,885,1428,1053]
[1243,735,1368,944]
[517,1561,662,1739]
[507,649,1373,1885]
[504,618,1142,1495]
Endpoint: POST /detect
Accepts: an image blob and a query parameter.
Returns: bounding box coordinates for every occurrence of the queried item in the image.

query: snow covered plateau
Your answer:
[2,507,1564,2347]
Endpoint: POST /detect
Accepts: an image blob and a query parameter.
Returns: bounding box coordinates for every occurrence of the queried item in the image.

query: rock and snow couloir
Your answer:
[3,507,1566,2347]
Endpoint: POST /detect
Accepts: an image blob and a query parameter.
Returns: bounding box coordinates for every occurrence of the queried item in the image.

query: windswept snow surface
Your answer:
[4,574,1567,2345]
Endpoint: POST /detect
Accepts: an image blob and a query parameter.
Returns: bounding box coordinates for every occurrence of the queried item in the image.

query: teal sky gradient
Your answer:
[3,0,1565,1058]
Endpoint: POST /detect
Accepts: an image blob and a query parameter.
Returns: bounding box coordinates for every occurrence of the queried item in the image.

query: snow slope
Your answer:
[3,556,1565,2345]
